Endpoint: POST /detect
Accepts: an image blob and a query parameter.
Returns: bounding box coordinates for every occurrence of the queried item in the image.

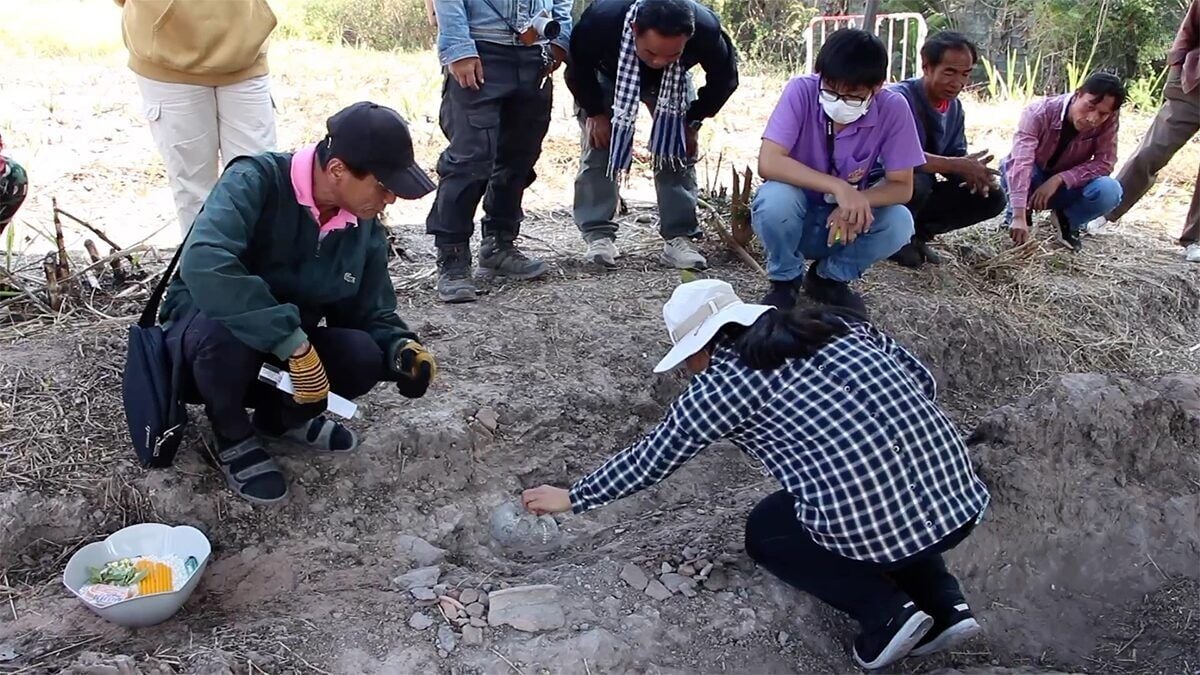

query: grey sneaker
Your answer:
[584,237,619,268]
[436,243,477,303]
[661,236,707,270]
[478,236,548,280]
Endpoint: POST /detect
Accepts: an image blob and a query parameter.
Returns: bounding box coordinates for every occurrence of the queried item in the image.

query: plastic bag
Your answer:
[488,500,562,559]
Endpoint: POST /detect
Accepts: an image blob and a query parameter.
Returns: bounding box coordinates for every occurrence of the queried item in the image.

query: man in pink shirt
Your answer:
[999,72,1126,252]
[159,102,439,504]
[1104,0,1200,262]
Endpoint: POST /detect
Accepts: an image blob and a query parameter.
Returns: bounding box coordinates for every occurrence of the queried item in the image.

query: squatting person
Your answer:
[751,28,924,315]
[1000,72,1126,251]
[883,31,1007,268]
[522,278,990,671]
[161,102,438,504]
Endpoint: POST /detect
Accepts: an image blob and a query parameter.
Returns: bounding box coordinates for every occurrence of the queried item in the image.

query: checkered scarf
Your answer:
[608,0,689,182]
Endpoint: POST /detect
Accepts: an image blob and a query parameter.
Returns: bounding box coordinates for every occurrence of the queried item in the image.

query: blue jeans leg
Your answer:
[801,204,914,282]
[1051,176,1123,231]
[751,181,813,282]
[1001,164,1050,226]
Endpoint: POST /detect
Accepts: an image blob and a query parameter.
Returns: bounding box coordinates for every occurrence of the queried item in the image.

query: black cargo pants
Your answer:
[425,41,553,248]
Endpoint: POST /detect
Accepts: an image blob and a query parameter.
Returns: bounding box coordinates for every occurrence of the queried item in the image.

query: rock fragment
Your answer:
[393,565,441,590]
[462,625,484,645]
[487,584,566,632]
[619,563,649,591]
[644,579,672,601]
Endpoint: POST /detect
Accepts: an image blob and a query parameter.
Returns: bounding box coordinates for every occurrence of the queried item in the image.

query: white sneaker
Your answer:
[660,237,707,270]
[1082,216,1109,234]
[584,237,619,268]
[1186,242,1200,263]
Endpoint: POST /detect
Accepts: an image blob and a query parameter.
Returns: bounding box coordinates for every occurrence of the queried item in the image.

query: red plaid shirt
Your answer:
[1002,93,1119,212]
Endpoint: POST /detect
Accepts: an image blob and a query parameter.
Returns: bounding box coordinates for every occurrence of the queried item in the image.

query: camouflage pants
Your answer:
[0,158,28,237]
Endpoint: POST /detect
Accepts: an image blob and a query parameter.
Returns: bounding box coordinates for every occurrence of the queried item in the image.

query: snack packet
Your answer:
[79,583,138,608]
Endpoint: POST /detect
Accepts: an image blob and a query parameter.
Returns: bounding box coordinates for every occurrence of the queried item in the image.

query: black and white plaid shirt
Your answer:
[569,321,990,563]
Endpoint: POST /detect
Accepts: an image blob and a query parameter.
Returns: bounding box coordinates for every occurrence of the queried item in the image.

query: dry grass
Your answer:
[951,225,1194,370]
[0,9,1197,673]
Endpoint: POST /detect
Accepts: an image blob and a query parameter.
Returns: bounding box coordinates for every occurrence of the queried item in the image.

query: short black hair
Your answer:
[1078,71,1127,109]
[316,136,369,178]
[815,28,888,88]
[920,31,978,67]
[633,0,696,38]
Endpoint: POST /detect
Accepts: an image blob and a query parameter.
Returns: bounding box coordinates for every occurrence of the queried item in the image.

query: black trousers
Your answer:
[425,41,553,247]
[906,172,1007,240]
[167,311,395,442]
[744,490,974,631]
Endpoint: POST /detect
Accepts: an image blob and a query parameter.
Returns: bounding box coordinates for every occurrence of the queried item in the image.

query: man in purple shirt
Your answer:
[999,73,1125,252]
[751,28,924,316]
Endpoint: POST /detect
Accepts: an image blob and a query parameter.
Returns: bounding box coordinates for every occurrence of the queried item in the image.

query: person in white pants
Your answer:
[115,0,280,239]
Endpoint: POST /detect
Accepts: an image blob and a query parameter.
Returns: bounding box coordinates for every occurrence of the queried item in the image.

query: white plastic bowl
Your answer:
[62,523,211,627]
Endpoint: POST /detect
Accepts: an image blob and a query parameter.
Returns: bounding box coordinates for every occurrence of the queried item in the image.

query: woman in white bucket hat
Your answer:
[523,278,990,670]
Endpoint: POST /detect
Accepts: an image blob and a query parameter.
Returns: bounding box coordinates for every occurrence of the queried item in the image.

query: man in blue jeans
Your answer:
[999,72,1126,252]
[752,28,923,316]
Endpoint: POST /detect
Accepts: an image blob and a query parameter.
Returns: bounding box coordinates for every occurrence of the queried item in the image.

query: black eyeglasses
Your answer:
[819,88,871,108]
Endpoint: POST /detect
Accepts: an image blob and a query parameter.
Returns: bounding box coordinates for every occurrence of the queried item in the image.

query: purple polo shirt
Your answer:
[762,74,925,202]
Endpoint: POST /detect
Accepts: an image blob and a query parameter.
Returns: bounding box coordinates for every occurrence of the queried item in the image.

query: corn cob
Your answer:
[135,560,173,595]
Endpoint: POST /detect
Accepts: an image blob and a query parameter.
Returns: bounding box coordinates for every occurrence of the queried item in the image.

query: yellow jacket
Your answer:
[114,0,278,87]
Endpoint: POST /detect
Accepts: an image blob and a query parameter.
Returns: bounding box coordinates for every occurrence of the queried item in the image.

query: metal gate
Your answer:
[804,13,929,83]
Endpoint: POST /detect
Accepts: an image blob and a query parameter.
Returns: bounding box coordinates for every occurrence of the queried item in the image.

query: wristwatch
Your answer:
[687,119,703,131]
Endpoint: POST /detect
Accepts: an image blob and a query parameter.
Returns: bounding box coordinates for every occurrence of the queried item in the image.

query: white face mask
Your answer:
[819,90,871,125]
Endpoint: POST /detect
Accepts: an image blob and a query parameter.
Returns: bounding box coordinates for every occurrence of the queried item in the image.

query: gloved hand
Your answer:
[393,339,435,399]
[288,342,329,405]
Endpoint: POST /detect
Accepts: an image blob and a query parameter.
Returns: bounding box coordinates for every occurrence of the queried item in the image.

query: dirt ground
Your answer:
[1,33,1199,675]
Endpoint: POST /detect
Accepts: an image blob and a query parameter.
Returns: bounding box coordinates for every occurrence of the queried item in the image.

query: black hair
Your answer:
[814,28,888,89]
[633,0,696,38]
[1078,71,1127,109]
[711,306,864,371]
[315,136,370,178]
[920,31,978,67]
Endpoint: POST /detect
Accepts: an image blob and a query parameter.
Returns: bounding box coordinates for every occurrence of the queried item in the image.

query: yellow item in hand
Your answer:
[288,344,329,404]
[135,560,173,595]
[396,340,437,382]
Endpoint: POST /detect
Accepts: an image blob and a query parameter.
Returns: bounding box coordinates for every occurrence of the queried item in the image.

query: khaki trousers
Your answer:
[1109,66,1200,245]
[136,74,277,240]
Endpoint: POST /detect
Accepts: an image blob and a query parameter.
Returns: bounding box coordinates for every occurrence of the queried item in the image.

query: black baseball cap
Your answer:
[325,101,436,199]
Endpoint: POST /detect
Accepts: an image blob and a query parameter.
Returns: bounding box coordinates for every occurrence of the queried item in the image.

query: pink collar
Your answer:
[290,144,358,236]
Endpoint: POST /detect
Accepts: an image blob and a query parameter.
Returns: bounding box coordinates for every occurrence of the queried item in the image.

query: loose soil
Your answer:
[1,38,1198,675]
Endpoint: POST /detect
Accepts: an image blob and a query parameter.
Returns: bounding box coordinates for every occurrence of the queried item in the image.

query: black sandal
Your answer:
[209,436,288,504]
[255,414,359,454]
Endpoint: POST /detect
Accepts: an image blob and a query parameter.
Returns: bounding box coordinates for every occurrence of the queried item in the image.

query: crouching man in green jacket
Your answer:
[160,101,438,504]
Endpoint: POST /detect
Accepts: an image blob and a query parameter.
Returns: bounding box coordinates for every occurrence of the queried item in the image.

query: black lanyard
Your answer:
[825,117,871,191]
[825,117,836,177]
[480,0,522,35]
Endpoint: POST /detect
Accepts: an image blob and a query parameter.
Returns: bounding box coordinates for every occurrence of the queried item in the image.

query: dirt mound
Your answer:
[957,374,1200,669]
[1,227,1198,673]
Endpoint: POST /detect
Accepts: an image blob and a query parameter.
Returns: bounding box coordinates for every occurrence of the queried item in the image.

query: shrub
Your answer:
[278,0,436,51]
